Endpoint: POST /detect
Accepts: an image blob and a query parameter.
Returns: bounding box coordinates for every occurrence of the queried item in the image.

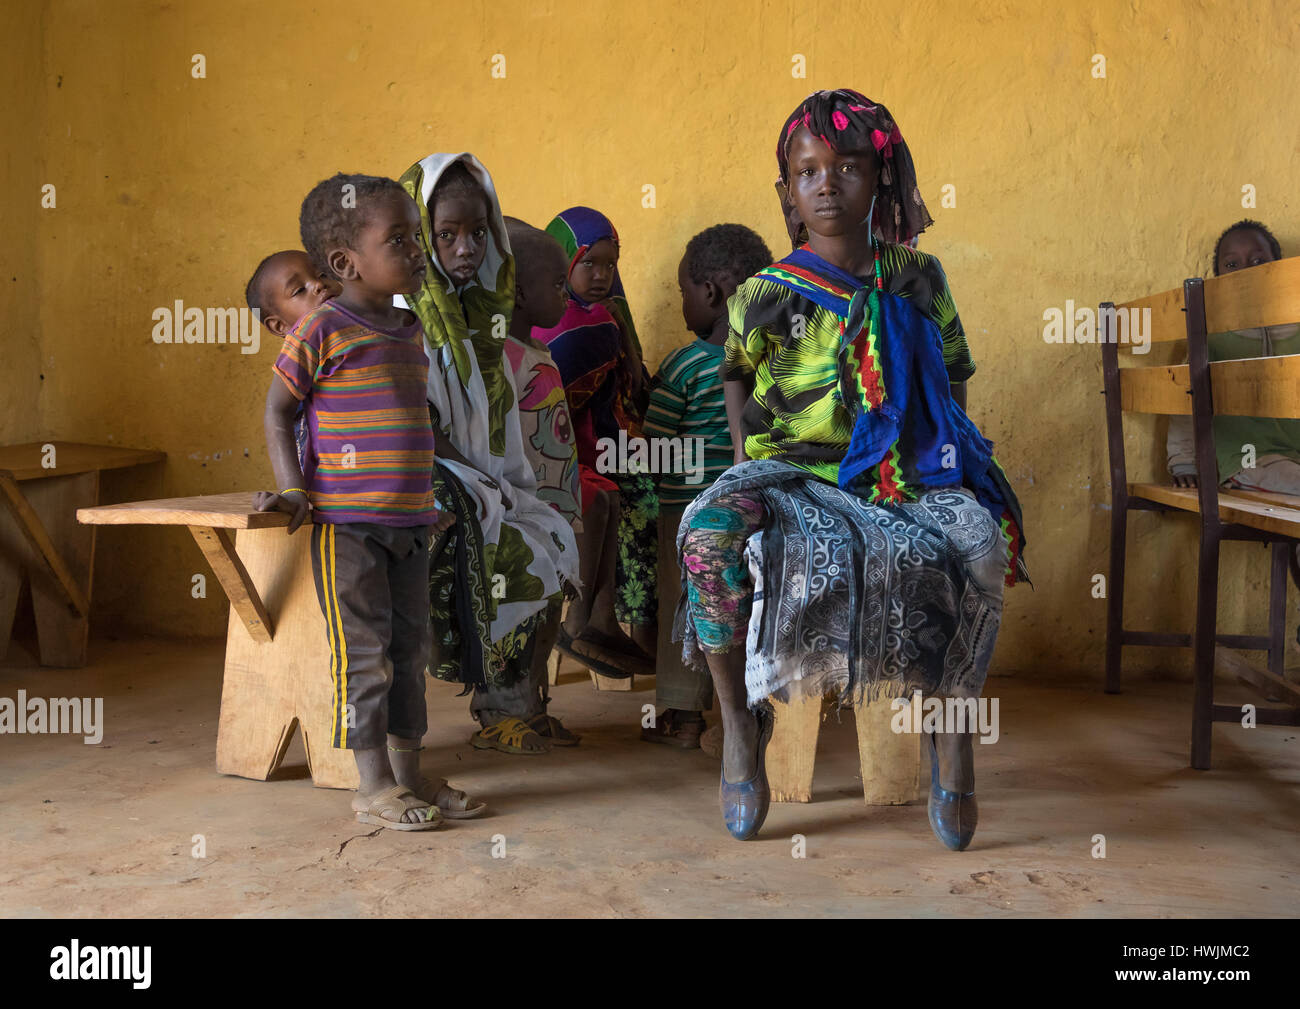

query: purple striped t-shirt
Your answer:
[273,301,437,526]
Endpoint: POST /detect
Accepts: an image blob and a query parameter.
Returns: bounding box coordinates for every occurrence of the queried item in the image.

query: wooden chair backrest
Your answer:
[1106,255,1300,420]
[1113,255,1300,347]
[1101,256,1300,528]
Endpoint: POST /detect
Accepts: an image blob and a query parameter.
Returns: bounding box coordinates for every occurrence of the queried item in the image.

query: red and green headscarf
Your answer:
[545,206,642,360]
[776,89,933,248]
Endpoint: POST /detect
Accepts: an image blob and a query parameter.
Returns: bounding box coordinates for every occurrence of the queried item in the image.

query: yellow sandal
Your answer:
[471,716,549,755]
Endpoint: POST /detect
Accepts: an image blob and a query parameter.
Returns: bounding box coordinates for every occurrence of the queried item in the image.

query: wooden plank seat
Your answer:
[1101,255,1300,768]
[0,441,165,667]
[78,493,355,788]
[1130,482,1300,538]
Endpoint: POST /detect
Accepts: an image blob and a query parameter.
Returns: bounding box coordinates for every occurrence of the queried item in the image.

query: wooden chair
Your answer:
[1101,255,1300,768]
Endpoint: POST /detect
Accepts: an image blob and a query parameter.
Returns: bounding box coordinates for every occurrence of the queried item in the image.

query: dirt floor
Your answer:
[1,635,1297,918]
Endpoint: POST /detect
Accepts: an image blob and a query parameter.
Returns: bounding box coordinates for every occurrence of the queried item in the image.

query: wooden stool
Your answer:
[78,493,356,789]
[767,692,924,806]
[0,441,164,667]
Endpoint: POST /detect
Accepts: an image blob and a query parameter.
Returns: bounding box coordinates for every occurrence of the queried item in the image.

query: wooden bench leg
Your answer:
[3,471,97,667]
[855,697,923,805]
[545,600,564,685]
[588,667,634,691]
[215,527,357,789]
[767,693,822,803]
[188,525,274,643]
[763,691,947,806]
[0,472,92,618]
[0,510,25,662]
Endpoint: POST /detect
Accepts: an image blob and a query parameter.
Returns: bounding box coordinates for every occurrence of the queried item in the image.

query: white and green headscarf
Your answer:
[397,153,579,657]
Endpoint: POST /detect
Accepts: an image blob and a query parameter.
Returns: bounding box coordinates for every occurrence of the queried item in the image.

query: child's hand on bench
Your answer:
[253,490,312,533]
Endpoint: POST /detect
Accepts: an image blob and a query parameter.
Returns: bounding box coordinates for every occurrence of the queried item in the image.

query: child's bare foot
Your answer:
[350,784,442,830]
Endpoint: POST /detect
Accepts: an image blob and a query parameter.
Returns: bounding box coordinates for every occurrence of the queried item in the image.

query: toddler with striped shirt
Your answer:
[254,173,476,831]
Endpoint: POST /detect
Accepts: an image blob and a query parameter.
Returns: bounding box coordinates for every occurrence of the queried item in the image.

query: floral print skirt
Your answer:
[614,471,659,625]
[674,460,1009,707]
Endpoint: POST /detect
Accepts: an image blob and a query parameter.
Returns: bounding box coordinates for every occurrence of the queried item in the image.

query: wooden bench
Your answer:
[1,442,164,667]
[1101,255,1300,768]
[78,494,356,789]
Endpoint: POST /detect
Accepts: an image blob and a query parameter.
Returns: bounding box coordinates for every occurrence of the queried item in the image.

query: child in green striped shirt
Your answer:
[641,224,772,748]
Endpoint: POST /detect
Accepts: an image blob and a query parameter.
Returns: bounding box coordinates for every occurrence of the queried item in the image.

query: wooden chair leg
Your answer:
[1190,530,1222,770]
[1104,505,1128,694]
[767,693,822,802]
[1267,541,1288,677]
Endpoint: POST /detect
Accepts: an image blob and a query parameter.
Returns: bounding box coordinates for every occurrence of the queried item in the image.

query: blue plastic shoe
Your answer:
[926,730,978,851]
[719,706,774,841]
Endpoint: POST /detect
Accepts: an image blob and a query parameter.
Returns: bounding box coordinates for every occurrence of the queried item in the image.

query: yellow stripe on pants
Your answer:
[320,525,350,747]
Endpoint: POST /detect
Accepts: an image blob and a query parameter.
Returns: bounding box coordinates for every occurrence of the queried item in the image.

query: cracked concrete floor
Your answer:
[1,636,1297,918]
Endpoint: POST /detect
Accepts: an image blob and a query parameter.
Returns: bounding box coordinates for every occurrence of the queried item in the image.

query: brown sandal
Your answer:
[526,712,582,746]
[641,709,707,749]
[556,628,640,679]
[565,629,654,678]
[579,626,654,664]
[430,778,488,819]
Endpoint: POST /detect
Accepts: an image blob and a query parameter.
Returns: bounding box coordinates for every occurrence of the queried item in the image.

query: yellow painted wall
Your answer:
[2,2,45,444]
[8,0,1299,680]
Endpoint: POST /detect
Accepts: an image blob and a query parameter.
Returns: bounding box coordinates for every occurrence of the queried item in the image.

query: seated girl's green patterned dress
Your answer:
[674,242,1027,706]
